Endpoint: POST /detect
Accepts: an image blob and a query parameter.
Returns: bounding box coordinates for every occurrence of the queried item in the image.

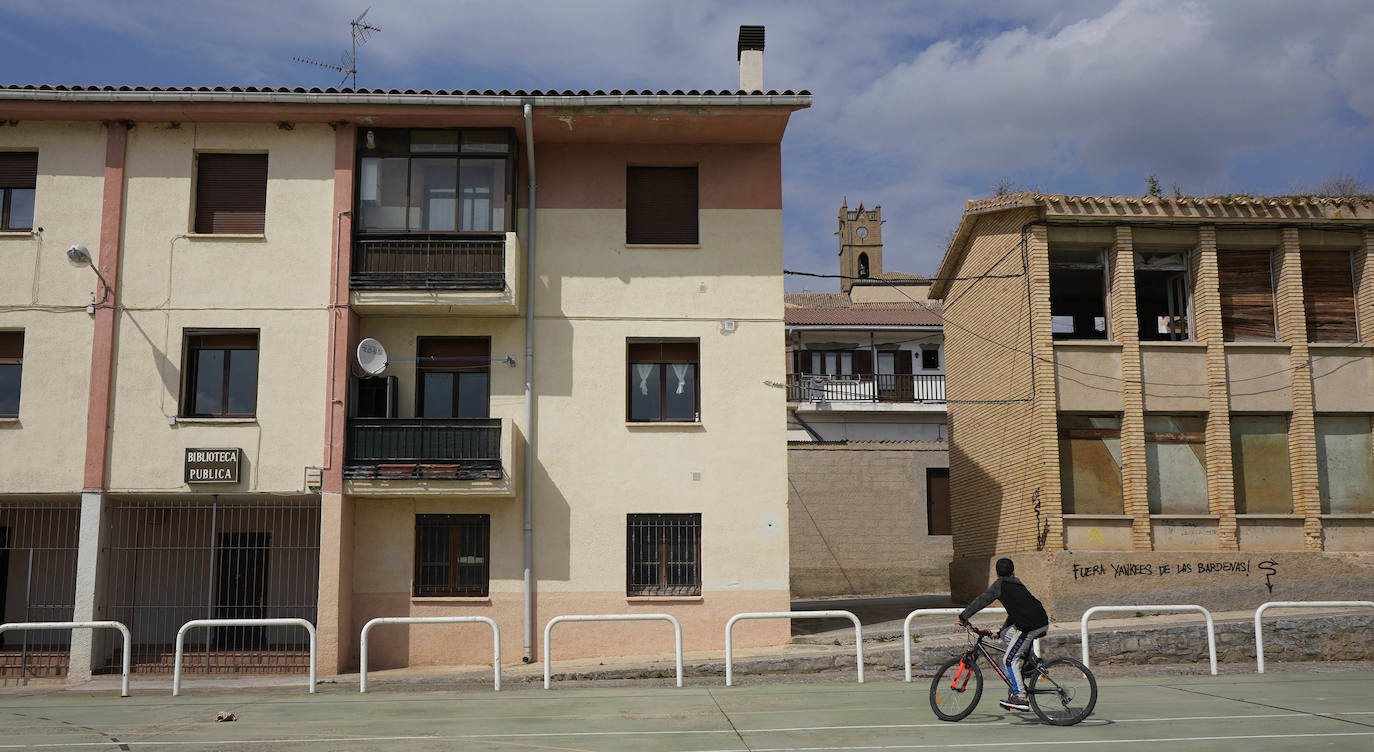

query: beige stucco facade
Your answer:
[931,193,1374,618]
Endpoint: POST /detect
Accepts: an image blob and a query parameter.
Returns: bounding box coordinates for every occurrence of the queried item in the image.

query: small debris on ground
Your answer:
[214,712,236,723]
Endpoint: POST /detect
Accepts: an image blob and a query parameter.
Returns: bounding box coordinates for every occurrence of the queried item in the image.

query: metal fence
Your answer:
[0,500,81,680]
[101,497,320,675]
[786,374,946,403]
[351,235,505,290]
[345,418,503,480]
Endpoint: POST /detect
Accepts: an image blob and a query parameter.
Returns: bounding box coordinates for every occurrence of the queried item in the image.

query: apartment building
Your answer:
[785,203,951,596]
[930,192,1374,617]
[0,27,810,679]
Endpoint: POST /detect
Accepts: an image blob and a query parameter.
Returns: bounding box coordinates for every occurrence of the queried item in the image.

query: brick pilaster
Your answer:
[1275,228,1324,549]
[1028,223,1065,551]
[1355,228,1374,342]
[1109,226,1152,549]
[1192,227,1239,549]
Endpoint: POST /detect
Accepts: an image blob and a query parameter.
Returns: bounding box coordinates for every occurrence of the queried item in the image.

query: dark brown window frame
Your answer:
[194,153,269,234]
[626,512,702,597]
[0,152,38,232]
[415,336,491,419]
[180,329,260,418]
[414,513,490,597]
[626,339,701,422]
[354,127,518,236]
[626,165,699,245]
[0,330,23,418]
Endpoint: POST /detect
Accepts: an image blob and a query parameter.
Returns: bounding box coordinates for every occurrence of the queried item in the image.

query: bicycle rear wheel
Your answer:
[1027,657,1097,726]
[929,656,983,722]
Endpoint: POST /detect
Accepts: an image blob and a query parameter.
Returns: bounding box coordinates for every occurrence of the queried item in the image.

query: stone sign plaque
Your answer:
[184,448,241,483]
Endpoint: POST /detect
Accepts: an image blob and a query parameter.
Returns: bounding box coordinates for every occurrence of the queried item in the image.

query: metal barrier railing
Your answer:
[900,608,1041,682]
[1081,605,1216,675]
[544,614,683,689]
[173,618,316,696]
[0,621,131,697]
[359,616,500,692]
[726,611,863,686]
[1254,600,1374,673]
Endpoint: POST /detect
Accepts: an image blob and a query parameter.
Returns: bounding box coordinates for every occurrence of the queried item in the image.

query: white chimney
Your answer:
[738,25,765,92]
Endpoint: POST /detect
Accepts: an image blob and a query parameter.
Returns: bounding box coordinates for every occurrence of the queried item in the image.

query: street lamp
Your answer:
[66,244,112,303]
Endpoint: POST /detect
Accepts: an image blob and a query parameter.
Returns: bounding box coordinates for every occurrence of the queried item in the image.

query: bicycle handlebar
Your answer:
[957,622,996,638]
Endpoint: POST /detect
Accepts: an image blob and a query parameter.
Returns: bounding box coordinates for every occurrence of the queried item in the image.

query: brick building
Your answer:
[930,192,1374,617]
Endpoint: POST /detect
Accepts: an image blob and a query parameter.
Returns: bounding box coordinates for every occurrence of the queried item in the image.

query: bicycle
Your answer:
[929,623,1097,726]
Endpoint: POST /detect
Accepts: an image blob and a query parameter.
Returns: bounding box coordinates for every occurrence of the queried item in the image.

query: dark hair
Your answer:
[995,558,1014,577]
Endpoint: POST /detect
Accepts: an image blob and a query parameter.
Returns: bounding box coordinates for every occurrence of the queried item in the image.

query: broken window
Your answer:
[1230,415,1292,514]
[1302,251,1358,343]
[1058,414,1123,514]
[1315,415,1374,514]
[1218,251,1277,341]
[1049,249,1108,340]
[1144,414,1208,514]
[1135,252,1191,341]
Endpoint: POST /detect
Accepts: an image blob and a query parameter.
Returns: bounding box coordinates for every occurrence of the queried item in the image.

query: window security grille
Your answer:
[626,513,701,596]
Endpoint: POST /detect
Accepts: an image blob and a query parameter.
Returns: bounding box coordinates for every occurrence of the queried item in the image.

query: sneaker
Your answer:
[998,695,1031,711]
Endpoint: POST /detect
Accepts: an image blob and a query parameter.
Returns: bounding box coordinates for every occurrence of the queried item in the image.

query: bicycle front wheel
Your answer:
[1027,657,1097,726]
[929,656,983,722]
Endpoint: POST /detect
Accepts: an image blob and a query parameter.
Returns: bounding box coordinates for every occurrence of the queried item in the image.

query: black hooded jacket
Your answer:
[958,575,1049,631]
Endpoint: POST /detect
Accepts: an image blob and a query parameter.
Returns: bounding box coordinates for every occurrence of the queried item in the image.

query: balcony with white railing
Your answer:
[349,232,521,315]
[786,374,946,409]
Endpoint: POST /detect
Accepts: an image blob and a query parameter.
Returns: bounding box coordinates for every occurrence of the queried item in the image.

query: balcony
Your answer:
[787,374,946,407]
[344,418,514,496]
[349,232,521,315]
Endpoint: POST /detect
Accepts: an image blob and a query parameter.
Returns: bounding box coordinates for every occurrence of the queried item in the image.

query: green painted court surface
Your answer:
[1,671,1371,750]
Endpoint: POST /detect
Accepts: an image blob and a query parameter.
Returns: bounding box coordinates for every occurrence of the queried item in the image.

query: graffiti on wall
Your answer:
[1071,558,1281,589]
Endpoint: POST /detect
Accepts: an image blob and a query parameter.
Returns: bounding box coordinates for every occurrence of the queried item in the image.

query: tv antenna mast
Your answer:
[292,7,381,89]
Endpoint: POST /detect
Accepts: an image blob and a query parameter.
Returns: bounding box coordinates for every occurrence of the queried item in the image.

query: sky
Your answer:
[2,0,1372,291]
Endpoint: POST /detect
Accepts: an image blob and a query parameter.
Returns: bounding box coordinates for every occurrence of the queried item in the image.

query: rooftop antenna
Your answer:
[292,7,381,89]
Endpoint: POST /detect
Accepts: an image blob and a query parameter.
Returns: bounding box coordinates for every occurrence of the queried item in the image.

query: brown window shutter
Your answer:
[0,153,38,188]
[797,349,812,374]
[189,332,257,350]
[1302,251,1358,343]
[628,340,698,363]
[626,166,698,244]
[852,349,873,375]
[195,154,267,234]
[894,350,913,375]
[418,337,490,368]
[1218,251,1276,341]
[0,331,22,362]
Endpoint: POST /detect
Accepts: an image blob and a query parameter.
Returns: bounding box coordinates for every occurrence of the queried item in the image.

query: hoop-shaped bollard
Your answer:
[543,614,683,689]
[173,618,316,696]
[726,611,863,686]
[0,621,132,697]
[901,608,1031,682]
[1254,600,1374,673]
[359,616,501,692]
[1080,605,1216,675]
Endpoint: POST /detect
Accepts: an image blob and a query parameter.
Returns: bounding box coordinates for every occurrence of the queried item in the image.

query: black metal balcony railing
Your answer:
[786,374,946,403]
[350,234,505,290]
[344,418,503,480]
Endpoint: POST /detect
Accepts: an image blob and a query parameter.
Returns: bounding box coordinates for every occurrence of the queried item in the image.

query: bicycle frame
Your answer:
[949,628,1033,693]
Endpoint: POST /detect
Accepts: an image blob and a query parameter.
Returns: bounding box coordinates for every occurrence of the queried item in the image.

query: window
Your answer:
[194,154,268,234]
[1135,252,1191,341]
[626,166,698,244]
[1144,414,1207,514]
[626,513,701,596]
[1315,415,1374,514]
[0,152,37,231]
[1049,249,1108,340]
[628,340,699,422]
[857,252,870,278]
[0,331,22,417]
[414,514,489,597]
[1302,252,1358,343]
[417,337,489,419]
[1218,251,1276,341]
[358,128,513,233]
[927,468,951,536]
[1230,415,1292,514]
[350,375,397,418]
[181,331,258,417]
[921,346,940,370]
[804,349,873,376]
[1058,414,1123,513]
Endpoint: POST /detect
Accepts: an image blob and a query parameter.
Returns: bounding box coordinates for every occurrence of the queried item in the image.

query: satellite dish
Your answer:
[356,338,388,376]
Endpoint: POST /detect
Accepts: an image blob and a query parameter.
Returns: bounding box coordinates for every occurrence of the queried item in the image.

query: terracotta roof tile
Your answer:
[785,307,942,326]
[0,84,811,97]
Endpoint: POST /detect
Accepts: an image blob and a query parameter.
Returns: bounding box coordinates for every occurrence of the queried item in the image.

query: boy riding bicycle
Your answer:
[957,557,1048,712]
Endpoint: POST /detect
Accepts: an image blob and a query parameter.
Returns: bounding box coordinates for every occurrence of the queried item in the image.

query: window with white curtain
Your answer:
[627,340,699,422]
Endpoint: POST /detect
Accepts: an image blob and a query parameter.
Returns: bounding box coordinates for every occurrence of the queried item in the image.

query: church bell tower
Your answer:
[837,199,884,293]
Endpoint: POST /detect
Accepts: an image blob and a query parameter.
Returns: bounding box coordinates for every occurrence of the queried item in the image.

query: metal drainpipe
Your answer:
[521,103,537,663]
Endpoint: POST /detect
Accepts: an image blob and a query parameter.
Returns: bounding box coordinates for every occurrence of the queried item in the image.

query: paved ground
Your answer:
[1,668,1371,750]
